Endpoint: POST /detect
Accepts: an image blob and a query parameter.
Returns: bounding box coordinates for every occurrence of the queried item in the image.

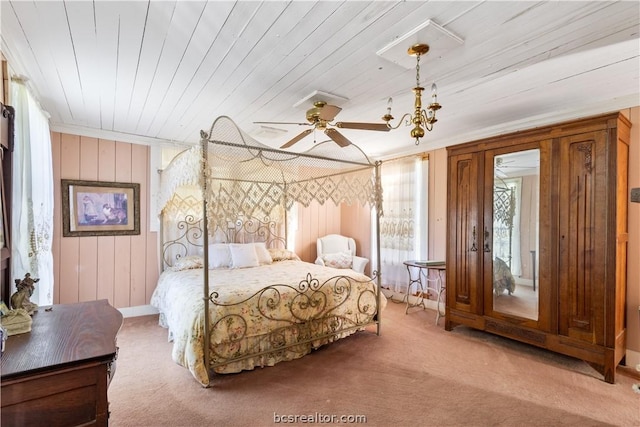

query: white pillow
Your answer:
[208,244,232,269]
[253,242,273,265]
[229,243,260,268]
[171,255,203,271]
[322,251,353,269]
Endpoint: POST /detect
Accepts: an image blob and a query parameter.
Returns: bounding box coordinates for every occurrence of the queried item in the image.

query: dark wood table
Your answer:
[1,299,123,426]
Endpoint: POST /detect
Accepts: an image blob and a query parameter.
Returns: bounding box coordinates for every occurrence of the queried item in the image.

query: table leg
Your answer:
[404,264,426,314]
[423,269,446,325]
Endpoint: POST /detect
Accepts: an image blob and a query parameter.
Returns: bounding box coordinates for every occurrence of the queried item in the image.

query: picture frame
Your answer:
[61,179,140,237]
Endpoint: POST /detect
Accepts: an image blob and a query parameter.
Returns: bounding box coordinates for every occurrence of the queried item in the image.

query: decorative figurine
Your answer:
[1,274,39,336]
[10,273,39,315]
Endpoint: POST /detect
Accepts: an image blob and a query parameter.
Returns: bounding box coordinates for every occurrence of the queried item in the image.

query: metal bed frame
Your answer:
[159,116,384,386]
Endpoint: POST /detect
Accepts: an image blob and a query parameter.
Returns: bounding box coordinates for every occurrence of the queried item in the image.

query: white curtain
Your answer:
[11,81,54,306]
[376,157,427,293]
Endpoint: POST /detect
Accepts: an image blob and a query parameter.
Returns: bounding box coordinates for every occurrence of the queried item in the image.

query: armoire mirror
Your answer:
[492,148,540,320]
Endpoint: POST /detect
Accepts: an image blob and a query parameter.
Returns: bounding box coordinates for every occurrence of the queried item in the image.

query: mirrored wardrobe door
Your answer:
[489,148,540,321]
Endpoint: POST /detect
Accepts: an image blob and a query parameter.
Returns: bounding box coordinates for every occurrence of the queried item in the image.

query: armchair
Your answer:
[315,234,369,274]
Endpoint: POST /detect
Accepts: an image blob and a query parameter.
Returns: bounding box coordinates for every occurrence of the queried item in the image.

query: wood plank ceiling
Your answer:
[1,1,639,159]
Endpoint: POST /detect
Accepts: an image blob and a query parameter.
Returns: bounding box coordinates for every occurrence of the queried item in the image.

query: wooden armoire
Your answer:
[445,112,630,383]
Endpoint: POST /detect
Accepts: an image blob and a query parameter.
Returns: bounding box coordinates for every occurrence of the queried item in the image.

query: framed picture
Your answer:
[61,179,140,237]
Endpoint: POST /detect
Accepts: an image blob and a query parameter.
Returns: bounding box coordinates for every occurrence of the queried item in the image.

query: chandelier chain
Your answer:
[416,54,421,87]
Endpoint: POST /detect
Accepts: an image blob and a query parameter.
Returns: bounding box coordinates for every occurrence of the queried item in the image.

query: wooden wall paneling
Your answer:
[129,144,147,306]
[340,203,371,275]
[309,200,319,262]
[144,146,159,304]
[297,203,311,262]
[317,202,328,250]
[113,142,132,308]
[302,203,314,262]
[332,203,342,235]
[145,230,159,304]
[429,148,448,261]
[78,137,99,302]
[50,132,61,303]
[112,235,131,304]
[96,235,115,305]
[51,132,159,309]
[96,139,116,304]
[59,133,81,303]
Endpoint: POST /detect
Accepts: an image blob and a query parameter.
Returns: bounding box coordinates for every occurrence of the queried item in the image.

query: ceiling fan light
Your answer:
[382,97,394,122]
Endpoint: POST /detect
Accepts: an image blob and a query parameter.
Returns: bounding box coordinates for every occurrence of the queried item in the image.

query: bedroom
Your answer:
[0,1,639,425]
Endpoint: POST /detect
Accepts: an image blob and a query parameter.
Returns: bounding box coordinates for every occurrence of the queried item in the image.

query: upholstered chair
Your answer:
[315,234,369,274]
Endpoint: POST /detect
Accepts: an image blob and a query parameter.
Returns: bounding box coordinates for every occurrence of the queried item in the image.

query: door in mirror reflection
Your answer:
[492,149,540,320]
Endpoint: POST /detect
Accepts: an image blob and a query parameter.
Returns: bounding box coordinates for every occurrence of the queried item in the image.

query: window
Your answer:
[373,156,428,292]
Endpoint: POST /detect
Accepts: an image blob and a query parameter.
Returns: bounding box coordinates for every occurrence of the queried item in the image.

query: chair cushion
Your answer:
[320,235,351,254]
[322,251,353,269]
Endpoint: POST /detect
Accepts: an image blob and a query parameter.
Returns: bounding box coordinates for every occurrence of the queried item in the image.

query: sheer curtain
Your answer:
[11,81,54,306]
[375,157,427,293]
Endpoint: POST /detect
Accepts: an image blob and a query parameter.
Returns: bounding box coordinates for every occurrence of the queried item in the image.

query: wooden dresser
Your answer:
[1,299,123,426]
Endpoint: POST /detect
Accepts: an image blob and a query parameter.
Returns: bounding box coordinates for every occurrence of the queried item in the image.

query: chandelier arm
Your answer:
[423,109,438,131]
[423,119,434,132]
[385,112,414,130]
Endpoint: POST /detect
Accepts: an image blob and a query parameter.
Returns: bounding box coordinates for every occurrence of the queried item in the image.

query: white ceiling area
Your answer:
[1,1,639,160]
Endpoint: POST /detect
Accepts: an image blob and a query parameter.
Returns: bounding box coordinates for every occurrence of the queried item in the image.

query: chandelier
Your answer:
[381,43,441,145]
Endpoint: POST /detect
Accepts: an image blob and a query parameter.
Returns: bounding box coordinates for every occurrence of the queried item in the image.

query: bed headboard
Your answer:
[161,213,285,269]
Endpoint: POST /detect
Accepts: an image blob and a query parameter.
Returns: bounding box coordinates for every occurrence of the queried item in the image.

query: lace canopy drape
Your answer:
[159,117,378,234]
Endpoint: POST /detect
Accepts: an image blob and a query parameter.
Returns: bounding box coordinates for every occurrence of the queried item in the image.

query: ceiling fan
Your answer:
[254,101,390,148]
[494,157,538,178]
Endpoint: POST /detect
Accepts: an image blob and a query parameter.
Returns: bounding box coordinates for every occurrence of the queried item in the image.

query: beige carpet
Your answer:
[108,301,639,427]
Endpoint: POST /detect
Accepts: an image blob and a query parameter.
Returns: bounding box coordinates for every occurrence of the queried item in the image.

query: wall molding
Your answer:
[118,304,159,318]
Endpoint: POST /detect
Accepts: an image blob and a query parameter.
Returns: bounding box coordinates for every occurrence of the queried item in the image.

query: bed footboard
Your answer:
[206,271,381,373]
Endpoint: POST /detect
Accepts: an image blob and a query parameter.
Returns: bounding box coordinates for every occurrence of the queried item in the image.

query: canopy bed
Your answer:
[151,116,386,387]
[492,181,516,296]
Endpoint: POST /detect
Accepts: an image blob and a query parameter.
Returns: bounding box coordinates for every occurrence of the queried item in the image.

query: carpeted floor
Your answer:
[108,301,639,427]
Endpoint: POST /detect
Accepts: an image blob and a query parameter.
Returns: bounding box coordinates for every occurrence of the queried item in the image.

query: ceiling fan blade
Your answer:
[280,129,313,149]
[335,121,391,132]
[318,104,342,121]
[495,169,508,179]
[254,121,310,126]
[324,128,351,148]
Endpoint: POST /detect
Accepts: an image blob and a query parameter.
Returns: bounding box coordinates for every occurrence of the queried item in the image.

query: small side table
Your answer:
[403,260,446,324]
